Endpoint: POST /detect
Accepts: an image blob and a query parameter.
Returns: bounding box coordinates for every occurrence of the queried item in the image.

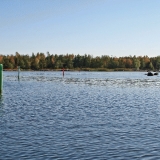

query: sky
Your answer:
[0,0,160,57]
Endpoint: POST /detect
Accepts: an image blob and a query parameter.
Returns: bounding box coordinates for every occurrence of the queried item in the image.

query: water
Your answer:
[1,71,160,159]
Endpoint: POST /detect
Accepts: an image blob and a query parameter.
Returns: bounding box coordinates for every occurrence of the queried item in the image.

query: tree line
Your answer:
[1,52,160,71]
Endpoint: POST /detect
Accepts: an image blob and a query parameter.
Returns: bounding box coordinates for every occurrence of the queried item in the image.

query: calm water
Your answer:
[1,71,160,159]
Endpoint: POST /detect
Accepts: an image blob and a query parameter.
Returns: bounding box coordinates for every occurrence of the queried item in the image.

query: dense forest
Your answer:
[1,52,160,71]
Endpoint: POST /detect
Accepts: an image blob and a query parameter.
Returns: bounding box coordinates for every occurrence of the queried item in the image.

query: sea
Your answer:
[1,71,160,160]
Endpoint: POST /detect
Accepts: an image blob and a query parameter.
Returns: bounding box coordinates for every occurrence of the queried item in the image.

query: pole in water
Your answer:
[0,64,3,95]
[63,68,64,77]
[18,66,20,80]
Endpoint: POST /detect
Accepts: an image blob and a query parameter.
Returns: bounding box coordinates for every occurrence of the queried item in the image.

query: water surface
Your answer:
[1,71,160,159]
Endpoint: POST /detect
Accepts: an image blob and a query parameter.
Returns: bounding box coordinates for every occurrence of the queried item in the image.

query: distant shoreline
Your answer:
[3,68,153,72]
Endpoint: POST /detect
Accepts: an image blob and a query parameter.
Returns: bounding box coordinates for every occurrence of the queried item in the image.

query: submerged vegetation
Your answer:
[1,52,160,71]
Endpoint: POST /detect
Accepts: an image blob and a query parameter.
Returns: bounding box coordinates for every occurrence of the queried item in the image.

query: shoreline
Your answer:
[3,68,152,72]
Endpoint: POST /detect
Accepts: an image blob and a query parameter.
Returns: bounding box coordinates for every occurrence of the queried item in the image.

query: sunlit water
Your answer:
[1,71,160,159]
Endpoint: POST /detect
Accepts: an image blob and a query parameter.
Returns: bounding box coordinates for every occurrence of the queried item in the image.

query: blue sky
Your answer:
[0,0,160,57]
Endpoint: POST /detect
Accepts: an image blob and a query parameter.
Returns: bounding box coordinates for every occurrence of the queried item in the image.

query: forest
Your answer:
[1,52,160,71]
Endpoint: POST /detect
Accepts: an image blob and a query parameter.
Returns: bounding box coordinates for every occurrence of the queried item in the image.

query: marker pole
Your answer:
[0,64,3,94]
[63,68,64,77]
[18,66,20,80]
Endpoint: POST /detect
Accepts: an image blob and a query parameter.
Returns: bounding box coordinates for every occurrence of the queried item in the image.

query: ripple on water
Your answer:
[4,74,160,88]
[1,72,160,159]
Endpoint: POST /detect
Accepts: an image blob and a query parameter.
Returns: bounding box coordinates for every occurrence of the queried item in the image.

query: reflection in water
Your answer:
[0,95,4,117]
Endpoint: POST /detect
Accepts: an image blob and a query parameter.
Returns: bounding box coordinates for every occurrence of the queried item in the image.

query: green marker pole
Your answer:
[0,64,3,94]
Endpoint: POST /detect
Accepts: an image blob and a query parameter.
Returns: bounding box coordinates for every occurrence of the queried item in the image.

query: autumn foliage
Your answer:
[1,52,160,71]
